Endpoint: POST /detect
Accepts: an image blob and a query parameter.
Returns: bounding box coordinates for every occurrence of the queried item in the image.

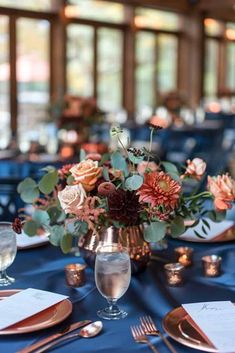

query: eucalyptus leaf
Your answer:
[67,174,75,185]
[125,174,143,191]
[41,166,56,173]
[17,177,37,193]
[74,220,88,235]
[144,222,167,242]
[32,209,50,226]
[170,216,185,237]
[20,187,40,203]
[127,151,144,165]
[60,233,73,254]
[111,151,128,177]
[47,207,65,224]
[161,161,180,181]
[23,220,38,237]
[49,225,65,246]
[38,170,58,194]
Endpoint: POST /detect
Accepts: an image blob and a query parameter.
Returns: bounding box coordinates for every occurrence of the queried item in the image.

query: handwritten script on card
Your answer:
[183,301,235,352]
[0,288,68,330]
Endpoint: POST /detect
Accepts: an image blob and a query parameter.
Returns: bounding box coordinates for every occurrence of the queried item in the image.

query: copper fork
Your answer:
[131,325,160,353]
[140,316,178,353]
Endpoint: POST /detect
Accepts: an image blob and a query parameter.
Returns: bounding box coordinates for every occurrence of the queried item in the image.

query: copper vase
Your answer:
[78,225,151,274]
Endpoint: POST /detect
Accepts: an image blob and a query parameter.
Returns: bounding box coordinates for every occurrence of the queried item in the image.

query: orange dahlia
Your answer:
[137,171,181,210]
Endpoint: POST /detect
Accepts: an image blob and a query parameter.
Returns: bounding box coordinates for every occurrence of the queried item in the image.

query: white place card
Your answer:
[180,219,234,242]
[17,231,49,249]
[183,301,235,352]
[0,288,68,330]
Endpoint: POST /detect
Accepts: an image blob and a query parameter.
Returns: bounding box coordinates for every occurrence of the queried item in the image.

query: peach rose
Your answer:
[58,184,86,214]
[183,158,206,180]
[137,161,158,175]
[70,159,102,191]
[207,174,235,211]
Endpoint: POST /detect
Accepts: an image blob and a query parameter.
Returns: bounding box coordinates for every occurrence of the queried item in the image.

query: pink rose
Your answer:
[85,153,102,161]
[183,158,206,180]
[137,161,158,175]
[70,159,102,191]
[58,184,86,214]
[207,174,235,211]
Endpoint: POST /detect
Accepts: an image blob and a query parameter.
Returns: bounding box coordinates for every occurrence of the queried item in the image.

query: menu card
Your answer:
[0,288,68,330]
[183,301,235,352]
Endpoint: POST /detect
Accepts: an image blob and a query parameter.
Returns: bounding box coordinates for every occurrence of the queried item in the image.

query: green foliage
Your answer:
[49,225,65,246]
[144,221,167,242]
[38,169,58,194]
[170,216,185,237]
[32,209,50,226]
[60,233,73,254]
[17,178,39,203]
[23,220,38,237]
[111,151,129,177]
[207,210,226,222]
[79,149,86,162]
[125,174,143,191]
[102,167,110,181]
[127,151,144,165]
[161,161,181,181]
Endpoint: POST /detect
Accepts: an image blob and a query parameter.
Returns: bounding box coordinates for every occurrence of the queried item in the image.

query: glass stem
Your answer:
[0,270,7,279]
[107,299,119,313]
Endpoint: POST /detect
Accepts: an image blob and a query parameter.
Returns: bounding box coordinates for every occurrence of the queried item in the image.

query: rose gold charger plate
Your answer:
[163,306,219,352]
[0,290,72,335]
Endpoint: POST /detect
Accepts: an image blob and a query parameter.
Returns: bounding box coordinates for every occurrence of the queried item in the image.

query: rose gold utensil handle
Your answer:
[33,332,81,353]
[16,320,91,353]
[159,332,178,353]
[146,341,160,353]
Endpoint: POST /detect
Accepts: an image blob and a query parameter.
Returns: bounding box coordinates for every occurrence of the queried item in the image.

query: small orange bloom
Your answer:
[149,116,169,129]
[207,174,235,211]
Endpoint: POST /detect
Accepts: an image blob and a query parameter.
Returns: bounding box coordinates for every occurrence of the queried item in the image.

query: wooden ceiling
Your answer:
[107,0,235,21]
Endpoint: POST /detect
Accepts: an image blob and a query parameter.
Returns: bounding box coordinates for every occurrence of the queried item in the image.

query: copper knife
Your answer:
[16,320,91,353]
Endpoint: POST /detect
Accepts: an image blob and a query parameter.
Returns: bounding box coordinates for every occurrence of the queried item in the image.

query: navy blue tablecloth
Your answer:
[1,239,235,353]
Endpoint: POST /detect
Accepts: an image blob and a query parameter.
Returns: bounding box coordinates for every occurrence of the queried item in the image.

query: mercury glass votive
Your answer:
[175,246,194,267]
[164,263,184,286]
[65,263,86,287]
[202,255,222,277]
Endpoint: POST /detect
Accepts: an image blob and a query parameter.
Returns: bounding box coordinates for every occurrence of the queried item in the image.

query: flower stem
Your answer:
[185,191,212,201]
[146,127,154,168]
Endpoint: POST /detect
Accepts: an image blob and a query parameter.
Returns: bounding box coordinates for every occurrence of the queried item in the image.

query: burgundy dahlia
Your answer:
[12,218,22,234]
[107,189,141,226]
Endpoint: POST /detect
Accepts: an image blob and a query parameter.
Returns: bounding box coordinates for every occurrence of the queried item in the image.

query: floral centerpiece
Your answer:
[16,122,235,254]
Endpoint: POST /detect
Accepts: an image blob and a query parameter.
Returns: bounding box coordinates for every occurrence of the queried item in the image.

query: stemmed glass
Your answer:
[95,244,131,320]
[0,222,17,286]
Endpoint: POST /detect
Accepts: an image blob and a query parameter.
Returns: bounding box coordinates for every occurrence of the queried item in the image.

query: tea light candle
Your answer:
[65,263,86,287]
[164,263,184,286]
[202,255,222,277]
[175,246,194,267]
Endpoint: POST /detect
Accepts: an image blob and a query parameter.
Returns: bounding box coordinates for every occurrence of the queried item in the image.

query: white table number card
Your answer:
[183,301,235,352]
[0,288,68,330]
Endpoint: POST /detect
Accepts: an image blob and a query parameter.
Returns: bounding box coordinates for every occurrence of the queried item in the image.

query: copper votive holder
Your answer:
[175,246,194,267]
[164,263,184,286]
[65,263,86,287]
[202,255,222,277]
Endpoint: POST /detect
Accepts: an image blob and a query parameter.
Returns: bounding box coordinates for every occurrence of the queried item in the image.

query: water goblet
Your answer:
[0,222,17,286]
[95,244,131,320]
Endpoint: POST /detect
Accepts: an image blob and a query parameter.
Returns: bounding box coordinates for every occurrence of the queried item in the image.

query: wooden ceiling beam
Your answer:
[198,0,235,11]
[105,0,190,13]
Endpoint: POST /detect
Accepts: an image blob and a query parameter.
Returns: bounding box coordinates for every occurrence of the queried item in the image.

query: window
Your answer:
[65,0,125,23]
[97,28,123,112]
[67,25,94,96]
[158,34,178,93]
[204,39,219,97]
[226,42,235,90]
[0,0,55,11]
[204,18,224,37]
[0,16,10,149]
[135,31,155,112]
[16,18,50,151]
[135,7,181,31]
